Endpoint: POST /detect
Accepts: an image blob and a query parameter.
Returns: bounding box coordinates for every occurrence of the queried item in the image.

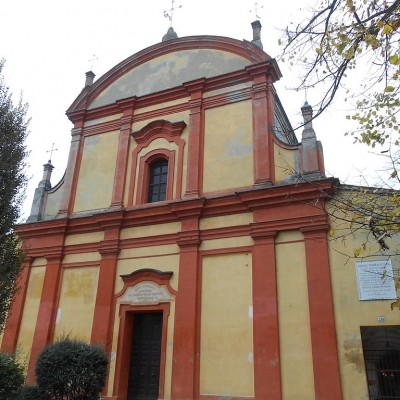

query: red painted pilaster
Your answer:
[266,80,276,183]
[301,224,342,400]
[170,200,203,400]
[171,235,200,400]
[110,98,136,209]
[184,79,206,198]
[247,64,272,187]
[58,112,85,216]
[91,214,122,349]
[250,225,281,400]
[1,257,32,352]
[91,248,119,347]
[27,255,63,383]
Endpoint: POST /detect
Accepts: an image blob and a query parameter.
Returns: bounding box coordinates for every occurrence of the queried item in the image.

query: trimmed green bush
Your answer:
[17,385,43,400]
[35,338,108,400]
[0,351,25,399]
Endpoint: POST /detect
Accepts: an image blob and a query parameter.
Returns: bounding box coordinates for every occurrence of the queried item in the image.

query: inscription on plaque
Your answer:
[120,281,173,305]
[355,260,397,300]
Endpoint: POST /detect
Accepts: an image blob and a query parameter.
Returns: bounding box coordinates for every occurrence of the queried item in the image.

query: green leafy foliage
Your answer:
[281,0,400,156]
[281,0,400,310]
[17,385,43,400]
[35,338,109,400]
[0,351,25,399]
[0,59,29,334]
[326,184,400,308]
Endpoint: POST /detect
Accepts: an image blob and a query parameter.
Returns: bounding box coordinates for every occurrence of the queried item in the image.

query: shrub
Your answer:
[35,338,108,400]
[17,385,43,400]
[0,350,25,399]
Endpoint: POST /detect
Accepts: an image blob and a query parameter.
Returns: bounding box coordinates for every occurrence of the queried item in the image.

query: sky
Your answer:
[1,0,386,221]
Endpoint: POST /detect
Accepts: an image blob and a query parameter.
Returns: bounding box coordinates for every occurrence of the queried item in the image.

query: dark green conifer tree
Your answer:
[0,59,29,334]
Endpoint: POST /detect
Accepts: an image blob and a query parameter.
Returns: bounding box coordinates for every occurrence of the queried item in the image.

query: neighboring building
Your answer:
[1,22,399,400]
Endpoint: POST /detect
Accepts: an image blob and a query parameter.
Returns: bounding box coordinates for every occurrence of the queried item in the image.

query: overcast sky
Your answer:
[2,0,386,221]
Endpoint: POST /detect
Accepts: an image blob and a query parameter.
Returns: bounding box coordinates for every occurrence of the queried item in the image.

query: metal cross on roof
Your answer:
[163,0,183,27]
[46,143,58,163]
[88,54,98,71]
[249,2,263,20]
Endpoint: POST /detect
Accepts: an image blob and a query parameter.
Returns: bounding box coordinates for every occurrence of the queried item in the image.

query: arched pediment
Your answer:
[116,269,177,305]
[131,120,187,145]
[67,36,270,113]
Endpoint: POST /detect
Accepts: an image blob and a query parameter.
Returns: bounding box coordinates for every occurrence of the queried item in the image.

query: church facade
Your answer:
[1,22,400,400]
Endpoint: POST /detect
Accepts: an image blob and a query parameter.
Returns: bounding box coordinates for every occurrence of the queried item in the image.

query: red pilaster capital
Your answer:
[184,78,206,114]
[94,210,124,231]
[300,223,330,238]
[246,59,282,83]
[169,198,205,220]
[67,109,87,128]
[99,237,120,258]
[116,97,136,114]
[183,78,206,98]
[71,127,83,140]
[22,256,33,267]
[250,223,277,243]
[176,230,201,251]
[44,254,64,265]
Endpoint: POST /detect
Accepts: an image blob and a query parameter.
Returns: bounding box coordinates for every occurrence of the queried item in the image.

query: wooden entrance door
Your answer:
[127,313,162,400]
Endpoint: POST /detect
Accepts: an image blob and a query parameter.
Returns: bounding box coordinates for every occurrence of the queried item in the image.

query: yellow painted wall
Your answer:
[17,266,46,360]
[116,254,179,293]
[200,212,253,230]
[273,143,297,182]
[276,234,315,400]
[135,98,189,115]
[200,236,253,251]
[43,182,64,218]
[200,252,254,397]
[53,266,99,341]
[327,202,400,400]
[84,114,122,127]
[74,130,119,212]
[64,231,104,246]
[203,101,253,193]
[63,252,101,264]
[119,245,180,263]
[203,82,252,98]
[32,257,47,267]
[120,222,180,240]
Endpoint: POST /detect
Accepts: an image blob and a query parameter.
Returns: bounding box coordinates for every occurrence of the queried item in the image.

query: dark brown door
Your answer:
[127,313,162,400]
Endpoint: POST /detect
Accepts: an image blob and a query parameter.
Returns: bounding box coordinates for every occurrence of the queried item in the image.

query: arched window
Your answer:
[147,159,168,203]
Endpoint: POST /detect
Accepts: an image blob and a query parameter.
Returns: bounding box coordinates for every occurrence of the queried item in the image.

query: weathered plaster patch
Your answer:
[88,49,251,109]
[343,334,364,373]
[64,270,96,304]
[28,271,45,299]
[84,135,101,156]
[224,129,253,158]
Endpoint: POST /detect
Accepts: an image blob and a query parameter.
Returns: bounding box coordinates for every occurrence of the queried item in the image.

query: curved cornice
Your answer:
[67,36,270,115]
[131,120,187,144]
